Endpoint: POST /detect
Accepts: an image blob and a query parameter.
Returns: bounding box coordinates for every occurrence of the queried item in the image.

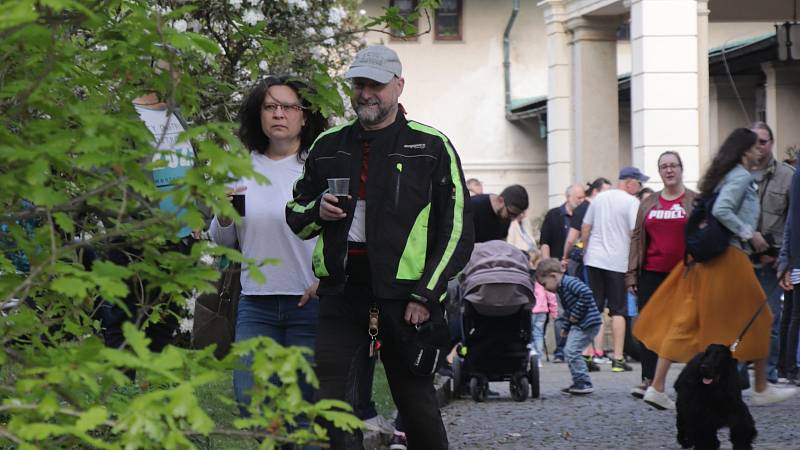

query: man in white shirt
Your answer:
[581,167,647,372]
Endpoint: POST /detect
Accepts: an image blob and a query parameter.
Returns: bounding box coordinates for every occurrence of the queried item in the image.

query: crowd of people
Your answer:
[528,124,799,412]
[47,42,798,450]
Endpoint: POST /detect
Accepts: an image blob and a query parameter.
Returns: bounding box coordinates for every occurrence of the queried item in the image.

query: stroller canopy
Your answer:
[460,240,534,310]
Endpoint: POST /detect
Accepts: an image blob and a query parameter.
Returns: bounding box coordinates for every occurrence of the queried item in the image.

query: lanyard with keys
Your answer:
[368,305,381,360]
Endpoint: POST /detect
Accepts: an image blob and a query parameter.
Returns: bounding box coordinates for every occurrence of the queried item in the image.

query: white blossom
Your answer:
[310,45,325,59]
[242,8,265,26]
[259,60,269,71]
[94,44,108,52]
[323,38,335,46]
[229,0,243,8]
[172,19,188,32]
[320,26,335,39]
[304,27,317,37]
[231,92,244,102]
[179,317,193,334]
[328,6,347,26]
[287,0,309,11]
[189,20,202,32]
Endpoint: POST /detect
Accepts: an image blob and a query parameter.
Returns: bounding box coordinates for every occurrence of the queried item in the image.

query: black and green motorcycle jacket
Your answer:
[285,111,474,304]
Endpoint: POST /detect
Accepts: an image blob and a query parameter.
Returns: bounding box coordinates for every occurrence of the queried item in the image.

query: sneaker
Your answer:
[643,386,675,410]
[630,382,649,399]
[569,383,594,395]
[750,384,799,406]
[611,357,633,373]
[583,355,601,372]
[592,355,611,364]
[561,383,594,395]
[389,432,408,450]
[552,356,565,363]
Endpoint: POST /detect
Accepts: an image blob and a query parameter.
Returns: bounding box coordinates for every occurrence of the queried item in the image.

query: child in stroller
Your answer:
[451,240,541,402]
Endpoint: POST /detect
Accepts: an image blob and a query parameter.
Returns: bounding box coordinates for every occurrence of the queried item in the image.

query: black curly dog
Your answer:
[674,344,757,450]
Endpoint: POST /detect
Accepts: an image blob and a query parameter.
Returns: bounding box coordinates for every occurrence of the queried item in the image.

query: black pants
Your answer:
[783,285,800,379]
[586,266,627,316]
[636,270,669,381]
[316,282,448,450]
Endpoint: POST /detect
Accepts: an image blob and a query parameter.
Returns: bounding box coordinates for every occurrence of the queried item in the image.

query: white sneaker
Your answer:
[750,385,798,407]
[643,386,675,410]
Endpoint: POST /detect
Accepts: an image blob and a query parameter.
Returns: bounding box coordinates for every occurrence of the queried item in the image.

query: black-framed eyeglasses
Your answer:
[658,163,681,171]
[262,103,306,114]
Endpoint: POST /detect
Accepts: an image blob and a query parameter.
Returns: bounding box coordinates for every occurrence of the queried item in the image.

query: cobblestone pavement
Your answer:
[443,361,800,449]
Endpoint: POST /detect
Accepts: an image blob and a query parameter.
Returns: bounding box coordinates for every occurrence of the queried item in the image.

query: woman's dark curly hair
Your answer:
[238,75,328,161]
[697,127,757,198]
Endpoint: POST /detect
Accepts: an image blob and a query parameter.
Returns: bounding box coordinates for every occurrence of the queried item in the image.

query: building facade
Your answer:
[361,0,793,219]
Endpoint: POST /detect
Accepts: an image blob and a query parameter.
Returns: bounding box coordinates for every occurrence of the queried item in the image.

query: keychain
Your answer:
[368,305,381,360]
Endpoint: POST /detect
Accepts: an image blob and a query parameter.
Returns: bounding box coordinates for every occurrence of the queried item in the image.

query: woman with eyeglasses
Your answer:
[209,75,328,417]
[624,151,696,405]
[634,128,798,409]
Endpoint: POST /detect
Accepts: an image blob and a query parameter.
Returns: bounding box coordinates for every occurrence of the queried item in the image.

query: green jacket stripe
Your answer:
[407,122,465,292]
[396,203,431,280]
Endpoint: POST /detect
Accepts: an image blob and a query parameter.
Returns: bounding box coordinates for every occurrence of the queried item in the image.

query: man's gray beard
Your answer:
[355,103,391,126]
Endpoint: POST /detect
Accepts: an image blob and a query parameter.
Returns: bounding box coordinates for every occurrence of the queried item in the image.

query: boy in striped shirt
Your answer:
[536,258,603,394]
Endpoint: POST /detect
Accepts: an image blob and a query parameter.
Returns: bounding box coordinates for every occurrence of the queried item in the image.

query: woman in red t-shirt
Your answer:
[625,151,697,408]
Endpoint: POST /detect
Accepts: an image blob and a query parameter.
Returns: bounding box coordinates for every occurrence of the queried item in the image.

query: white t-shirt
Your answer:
[209,153,317,296]
[135,104,194,238]
[348,201,367,242]
[583,189,640,273]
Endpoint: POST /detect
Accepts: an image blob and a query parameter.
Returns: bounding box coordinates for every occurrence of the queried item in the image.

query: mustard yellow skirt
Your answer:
[634,246,771,363]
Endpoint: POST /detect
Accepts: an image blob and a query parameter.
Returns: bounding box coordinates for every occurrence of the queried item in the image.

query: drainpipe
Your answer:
[504,0,521,118]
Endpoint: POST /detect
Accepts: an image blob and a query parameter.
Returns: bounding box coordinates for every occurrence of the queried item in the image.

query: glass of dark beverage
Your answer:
[231,194,246,217]
[327,178,350,210]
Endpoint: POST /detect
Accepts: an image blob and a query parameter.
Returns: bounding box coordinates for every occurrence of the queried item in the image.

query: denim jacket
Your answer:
[712,164,760,252]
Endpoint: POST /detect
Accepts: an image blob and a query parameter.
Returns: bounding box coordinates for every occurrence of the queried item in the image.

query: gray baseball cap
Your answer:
[619,166,650,183]
[345,45,402,83]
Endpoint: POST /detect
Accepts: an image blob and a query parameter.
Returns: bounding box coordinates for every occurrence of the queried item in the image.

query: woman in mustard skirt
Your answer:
[635,128,797,408]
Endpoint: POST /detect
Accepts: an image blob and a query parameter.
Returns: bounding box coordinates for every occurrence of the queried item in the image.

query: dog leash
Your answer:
[730,299,768,353]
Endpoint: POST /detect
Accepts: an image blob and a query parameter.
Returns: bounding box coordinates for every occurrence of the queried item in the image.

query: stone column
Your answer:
[539,0,573,207]
[709,75,760,152]
[631,0,700,190]
[568,16,621,186]
[762,62,800,160]
[697,0,710,170]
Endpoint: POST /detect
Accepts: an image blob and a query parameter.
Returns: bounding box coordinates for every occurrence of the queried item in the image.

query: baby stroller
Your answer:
[451,240,540,402]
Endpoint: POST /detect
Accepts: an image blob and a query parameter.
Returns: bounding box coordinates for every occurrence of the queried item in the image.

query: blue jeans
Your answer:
[530,313,547,356]
[754,265,784,382]
[233,295,319,416]
[564,324,600,386]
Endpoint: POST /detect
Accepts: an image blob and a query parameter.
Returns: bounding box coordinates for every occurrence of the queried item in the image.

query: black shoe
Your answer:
[561,383,594,395]
[552,356,565,363]
[389,433,408,450]
[583,355,600,372]
[611,357,632,373]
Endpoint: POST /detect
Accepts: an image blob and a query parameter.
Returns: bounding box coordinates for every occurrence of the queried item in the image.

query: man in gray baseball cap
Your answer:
[287,43,472,449]
[344,45,406,130]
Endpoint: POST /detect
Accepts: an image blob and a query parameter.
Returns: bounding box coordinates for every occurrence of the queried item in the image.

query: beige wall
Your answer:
[358,0,779,217]
[361,0,550,217]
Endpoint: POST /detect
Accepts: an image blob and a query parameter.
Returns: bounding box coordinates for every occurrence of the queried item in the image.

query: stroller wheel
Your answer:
[451,357,463,399]
[529,354,540,399]
[510,374,529,402]
[469,377,487,402]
